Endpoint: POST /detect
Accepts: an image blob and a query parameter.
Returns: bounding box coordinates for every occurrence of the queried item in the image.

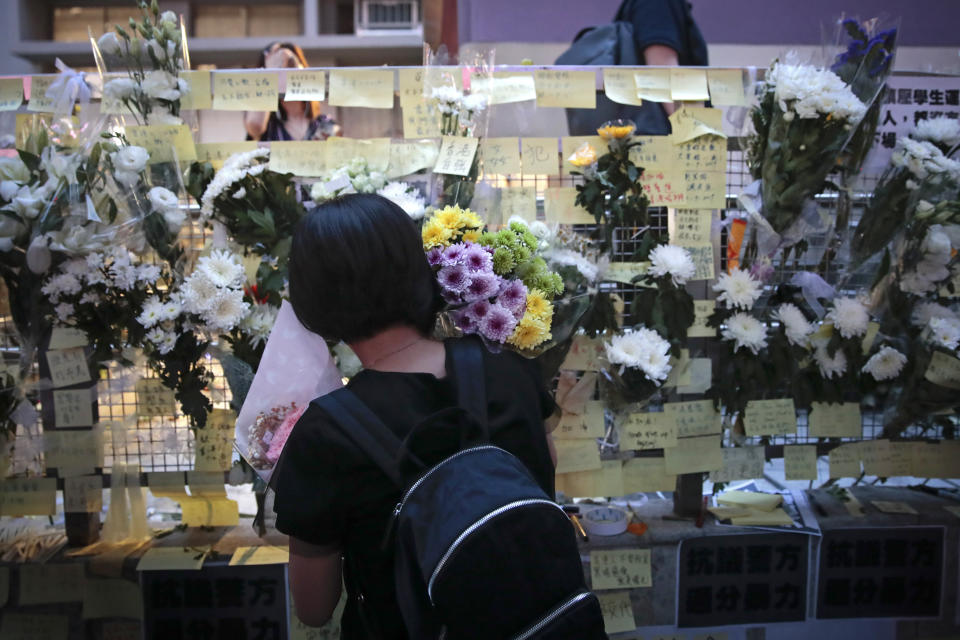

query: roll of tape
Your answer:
[581,506,629,536]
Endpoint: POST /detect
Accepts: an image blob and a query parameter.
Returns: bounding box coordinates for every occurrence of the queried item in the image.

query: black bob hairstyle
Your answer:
[289,193,442,343]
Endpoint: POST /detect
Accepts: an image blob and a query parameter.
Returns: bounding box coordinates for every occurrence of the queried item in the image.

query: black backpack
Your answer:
[313,339,607,640]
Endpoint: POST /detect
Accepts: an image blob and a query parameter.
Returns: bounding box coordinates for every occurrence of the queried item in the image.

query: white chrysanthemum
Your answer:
[61,258,87,278]
[767,62,867,123]
[137,296,165,328]
[771,303,813,346]
[42,273,82,298]
[921,225,952,264]
[549,249,599,283]
[182,276,218,314]
[862,346,907,381]
[928,316,960,351]
[713,268,763,310]
[605,327,673,383]
[78,292,99,305]
[200,149,270,217]
[54,303,73,323]
[135,264,161,284]
[148,186,179,214]
[461,93,488,113]
[145,327,165,345]
[721,312,768,354]
[241,304,279,347]
[202,289,249,332]
[310,181,333,203]
[912,117,960,148]
[826,297,870,339]
[196,250,244,288]
[377,181,426,220]
[647,244,696,285]
[814,346,847,379]
[893,137,960,181]
[159,300,181,322]
[431,86,462,112]
[911,302,958,327]
[222,147,270,173]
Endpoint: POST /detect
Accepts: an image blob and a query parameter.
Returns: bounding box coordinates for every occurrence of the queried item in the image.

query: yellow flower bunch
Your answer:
[597,121,636,140]
[567,143,598,168]
[422,205,484,249]
[507,290,554,350]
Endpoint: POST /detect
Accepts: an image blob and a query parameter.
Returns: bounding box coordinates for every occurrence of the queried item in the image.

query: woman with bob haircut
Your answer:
[273,193,558,638]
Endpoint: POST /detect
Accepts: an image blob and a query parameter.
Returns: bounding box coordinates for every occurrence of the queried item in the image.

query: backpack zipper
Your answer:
[510,591,594,640]
[427,498,566,602]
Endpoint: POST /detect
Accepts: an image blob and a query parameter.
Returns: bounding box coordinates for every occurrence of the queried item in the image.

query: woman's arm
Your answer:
[644,44,680,115]
[288,536,343,627]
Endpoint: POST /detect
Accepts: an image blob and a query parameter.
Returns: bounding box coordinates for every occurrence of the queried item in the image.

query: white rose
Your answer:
[163,209,186,232]
[113,170,140,189]
[159,11,178,28]
[146,108,182,125]
[0,180,19,201]
[923,225,952,258]
[146,39,164,62]
[103,77,136,102]
[148,186,180,214]
[141,70,180,101]
[97,32,121,56]
[0,157,29,182]
[111,145,150,173]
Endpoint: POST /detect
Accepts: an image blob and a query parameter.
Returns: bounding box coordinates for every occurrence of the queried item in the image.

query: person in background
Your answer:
[243,42,340,142]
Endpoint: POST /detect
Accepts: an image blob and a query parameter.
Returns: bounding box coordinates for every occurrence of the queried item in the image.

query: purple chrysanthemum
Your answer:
[426,246,444,267]
[442,289,462,305]
[478,304,517,343]
[465,299,492,323]
[462,243,493,272]
[438,264,471,293]
[453,309,477,334]
[441,243,467,266]
[462,272,502,303]
[497,279,528,314]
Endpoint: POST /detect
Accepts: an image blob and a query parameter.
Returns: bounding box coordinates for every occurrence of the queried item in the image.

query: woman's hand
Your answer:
[289,536,343,627]
[264,46,297,69]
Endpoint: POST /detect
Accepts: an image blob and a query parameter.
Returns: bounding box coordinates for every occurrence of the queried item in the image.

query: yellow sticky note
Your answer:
[590,549,651,590]
[195,408,235,472]
[434,135,479,176]
[664,348,692,388]
[178,70,212,110]
[387,140,439,178]
[872,500,917,515]
[597,591,636,634]
[670,208,712,245]
[521,137,559,176]
[554,439,602,474]
[187,470,226,496]
[269,140,326,177]
[707,69,746,106]
[284,70,326,101]
[664,435,723,474]
[0,77,24,111]
[19,563,85,604]
[534,69,596,109]
[784,445,818,480]
[555,401,606,440]
[499,186,538,222]
[561,135,605,174]
[709,446,765,483]
[147,471,188,499]
[664,400,719,438]
[137,546,208,571]
[53,389,93,428]
[230,545,290,566]
[44,429,103,474]
[671,108,726,144]
[196,141,259,169]
[556,460,624,498]
[634,70,672,102]
[829,443,862,478]
[544,187,593,225]
[808,402,861,438]
[398,68,425,106]
[0,478,57,516]
[471,72,537,105]
[688,300,716,338]
[65,475,103,513]
[860,439,910,477]
[925,351,960,389]
[670,68,709,101]
[620,411,677,451]
[135,378,177,417]
[124,124,197,164]
[328,69,394,109]
[49,327,88,350]
[730,507,795,527]
[718,490,782,512]
[0,614,68,640]
[27,76,55,112]
[560,334,605,371]
[354,137,392,172]
[603,262,649,285]
[402,102,441,138]
[622,457,676,493]
[46,347,91,388]
[213,71,279,111]
[636,137,684,206]
[82,579,143,619]
[180,496,240,527]
[481,137,521,175]
[744,398,797,436]
[861,321,880,354]
[680,244,714,280]
[325,136,358,165]
[603,68,644,106]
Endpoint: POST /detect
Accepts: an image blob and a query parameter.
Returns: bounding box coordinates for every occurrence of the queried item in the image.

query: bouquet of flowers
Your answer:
[603,326,674,406]
[309,157,427,221]
[627,244,696,345]
[422,207,563,354]
[429,85,488,208]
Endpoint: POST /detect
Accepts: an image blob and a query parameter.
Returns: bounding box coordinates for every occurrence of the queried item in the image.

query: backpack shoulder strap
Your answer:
[312,388,404,487]
[449,339,488,427]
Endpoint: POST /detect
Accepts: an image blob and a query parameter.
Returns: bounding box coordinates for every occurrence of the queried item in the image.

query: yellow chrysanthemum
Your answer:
[436,207,465,230]
[459,210,483,229]
[597,123,636,140]
[508,314,552,350]
[567,143,597,168]
[422,221,453,249]
[462,229,481,243]
[525,289,553,322]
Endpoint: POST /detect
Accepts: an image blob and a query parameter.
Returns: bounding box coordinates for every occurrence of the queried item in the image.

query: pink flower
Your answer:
[479,304,518,343]
[426,247,444,267]
[453,309,478,334]
[441,243,467,266]
[265,404,307,465]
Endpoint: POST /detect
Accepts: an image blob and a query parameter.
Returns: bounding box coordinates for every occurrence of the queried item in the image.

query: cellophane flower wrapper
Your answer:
[234,300,342,483]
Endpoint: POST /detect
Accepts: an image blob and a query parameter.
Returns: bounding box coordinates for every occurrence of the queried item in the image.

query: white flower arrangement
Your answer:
[890,137,960,182]
[771,302,814,346]
[927,316,960,351]
[376,181,426,220]
[766,62,867,123]
[178,250,249,333]
[911,301,958,328]
[862,346,907,381]
[713,267,763,310]
[720,312,768,354]
[814,346,847,379]
[825,296,870,339]
[912,117,960,148]
[605,327,673,384]
[200,148,270,217]
[647,244,696,286]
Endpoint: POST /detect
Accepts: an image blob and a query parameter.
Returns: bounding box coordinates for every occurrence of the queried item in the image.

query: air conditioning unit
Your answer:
[355,0,423,35]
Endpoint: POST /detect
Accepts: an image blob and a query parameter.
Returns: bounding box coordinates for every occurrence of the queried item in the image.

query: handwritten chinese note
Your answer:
[328,69,394,109]
[669,208,712,245]
[44,428,103,475]
[124,124,197,164]
[554,439,602,474]
[402,102,441,138]
[664,435,723,474]
[49,327,87,350]
[744,399,797,436]
[670,68,710,101]
[179,70,212,110]
[434,136,479,176]
[499,187,537,222]
[560,334,605,371]
[603,262,649,285]
[707,69,746,106]
[829,443,862,478]
[136,379,177,417]
[664,399,720,438]
[860,439,911,477]
[197,141,258,169]
[688,300,716,338]
[64,475,103,513]
[634,69,671,102]
[397,68,424,106]
[603,68,644,106]
[675,135,727,209]
[471,72,537,105]
[709,446,765,483]
[0,478,57,516]
[269,140,326,177]
[544,187,593,225]
[481,137,521,175]
[597,592,636,634]
[590,549,652,590]
[0,77,23,111]
[925,351,960,389]
[194,408,235,471]
[521,137,559,175]
[284,70,326,101]
[213,71,279,111]
[534,70,596,109]
[680,244,715,280]
[555,401,606,439]
[634,136,684,206]
[621,412,677,451]
[354,137,391,172]
[387,140,439,178]
[53,389,93,428]
[784,445,818,480]
[622,457,676,493]
[808,402,862,438]
[46,347,90,388]
[27,76,55,112]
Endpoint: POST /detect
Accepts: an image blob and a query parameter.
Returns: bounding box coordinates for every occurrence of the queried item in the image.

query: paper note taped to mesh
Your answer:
[234,300,343,482]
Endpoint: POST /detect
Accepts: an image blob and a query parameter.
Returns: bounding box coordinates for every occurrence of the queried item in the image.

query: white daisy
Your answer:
[771,303,813,347]
[145,327,165,345]
[647,244,696,286]
[721,312,768,354]
[713,268,763,310]
[826,297,870,339]
[862,346,907,381]
[928,316,960,351]
[814,346,847,379]
[136,296,165,328]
